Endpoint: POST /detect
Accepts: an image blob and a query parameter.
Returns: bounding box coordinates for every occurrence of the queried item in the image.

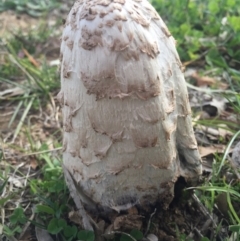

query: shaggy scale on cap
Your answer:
[58,0,202,230]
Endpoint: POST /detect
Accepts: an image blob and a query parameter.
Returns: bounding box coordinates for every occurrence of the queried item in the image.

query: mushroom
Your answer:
[58,0,202,230]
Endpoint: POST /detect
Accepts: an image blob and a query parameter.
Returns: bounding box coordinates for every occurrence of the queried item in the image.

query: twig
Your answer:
[192,227,204,238]
[192,194,217,228]
[144,208,157,236]
[21,164,31,197]
[199,219,213,236]
[186,82,237,95]
[3,147,62,160]
[19,210,35,239]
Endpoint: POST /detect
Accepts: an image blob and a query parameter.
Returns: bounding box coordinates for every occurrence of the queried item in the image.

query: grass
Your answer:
[0,0,240,240]
[0,0,60,17]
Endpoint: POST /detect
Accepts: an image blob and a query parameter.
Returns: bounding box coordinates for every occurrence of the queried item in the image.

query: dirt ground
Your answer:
[0,11,38,37]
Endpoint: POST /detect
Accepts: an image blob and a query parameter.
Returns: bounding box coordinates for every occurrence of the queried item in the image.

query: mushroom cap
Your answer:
[59,0,202,212]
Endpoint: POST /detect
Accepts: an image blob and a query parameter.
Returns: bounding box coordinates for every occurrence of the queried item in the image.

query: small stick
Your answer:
[144,208,157,236]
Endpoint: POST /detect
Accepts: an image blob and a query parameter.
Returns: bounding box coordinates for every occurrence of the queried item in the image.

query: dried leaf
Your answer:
[8,176,24,188]
[215,193,229,218]
[192,72,216,86]
[30,158,39,170]
[202,98,226,116]
[68,211,82,226]
[146,234,158,241]
[127,207,138,215]
[35,227,54,241]
[199,145,225,157]
[232,141,240,168]
[113,215,143,230]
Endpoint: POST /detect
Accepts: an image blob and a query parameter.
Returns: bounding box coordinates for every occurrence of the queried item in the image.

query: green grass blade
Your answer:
[217,130,240,175]
[12,96,34,142]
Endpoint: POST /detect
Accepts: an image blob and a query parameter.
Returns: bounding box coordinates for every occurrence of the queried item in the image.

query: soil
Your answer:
[0,11,39,37]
